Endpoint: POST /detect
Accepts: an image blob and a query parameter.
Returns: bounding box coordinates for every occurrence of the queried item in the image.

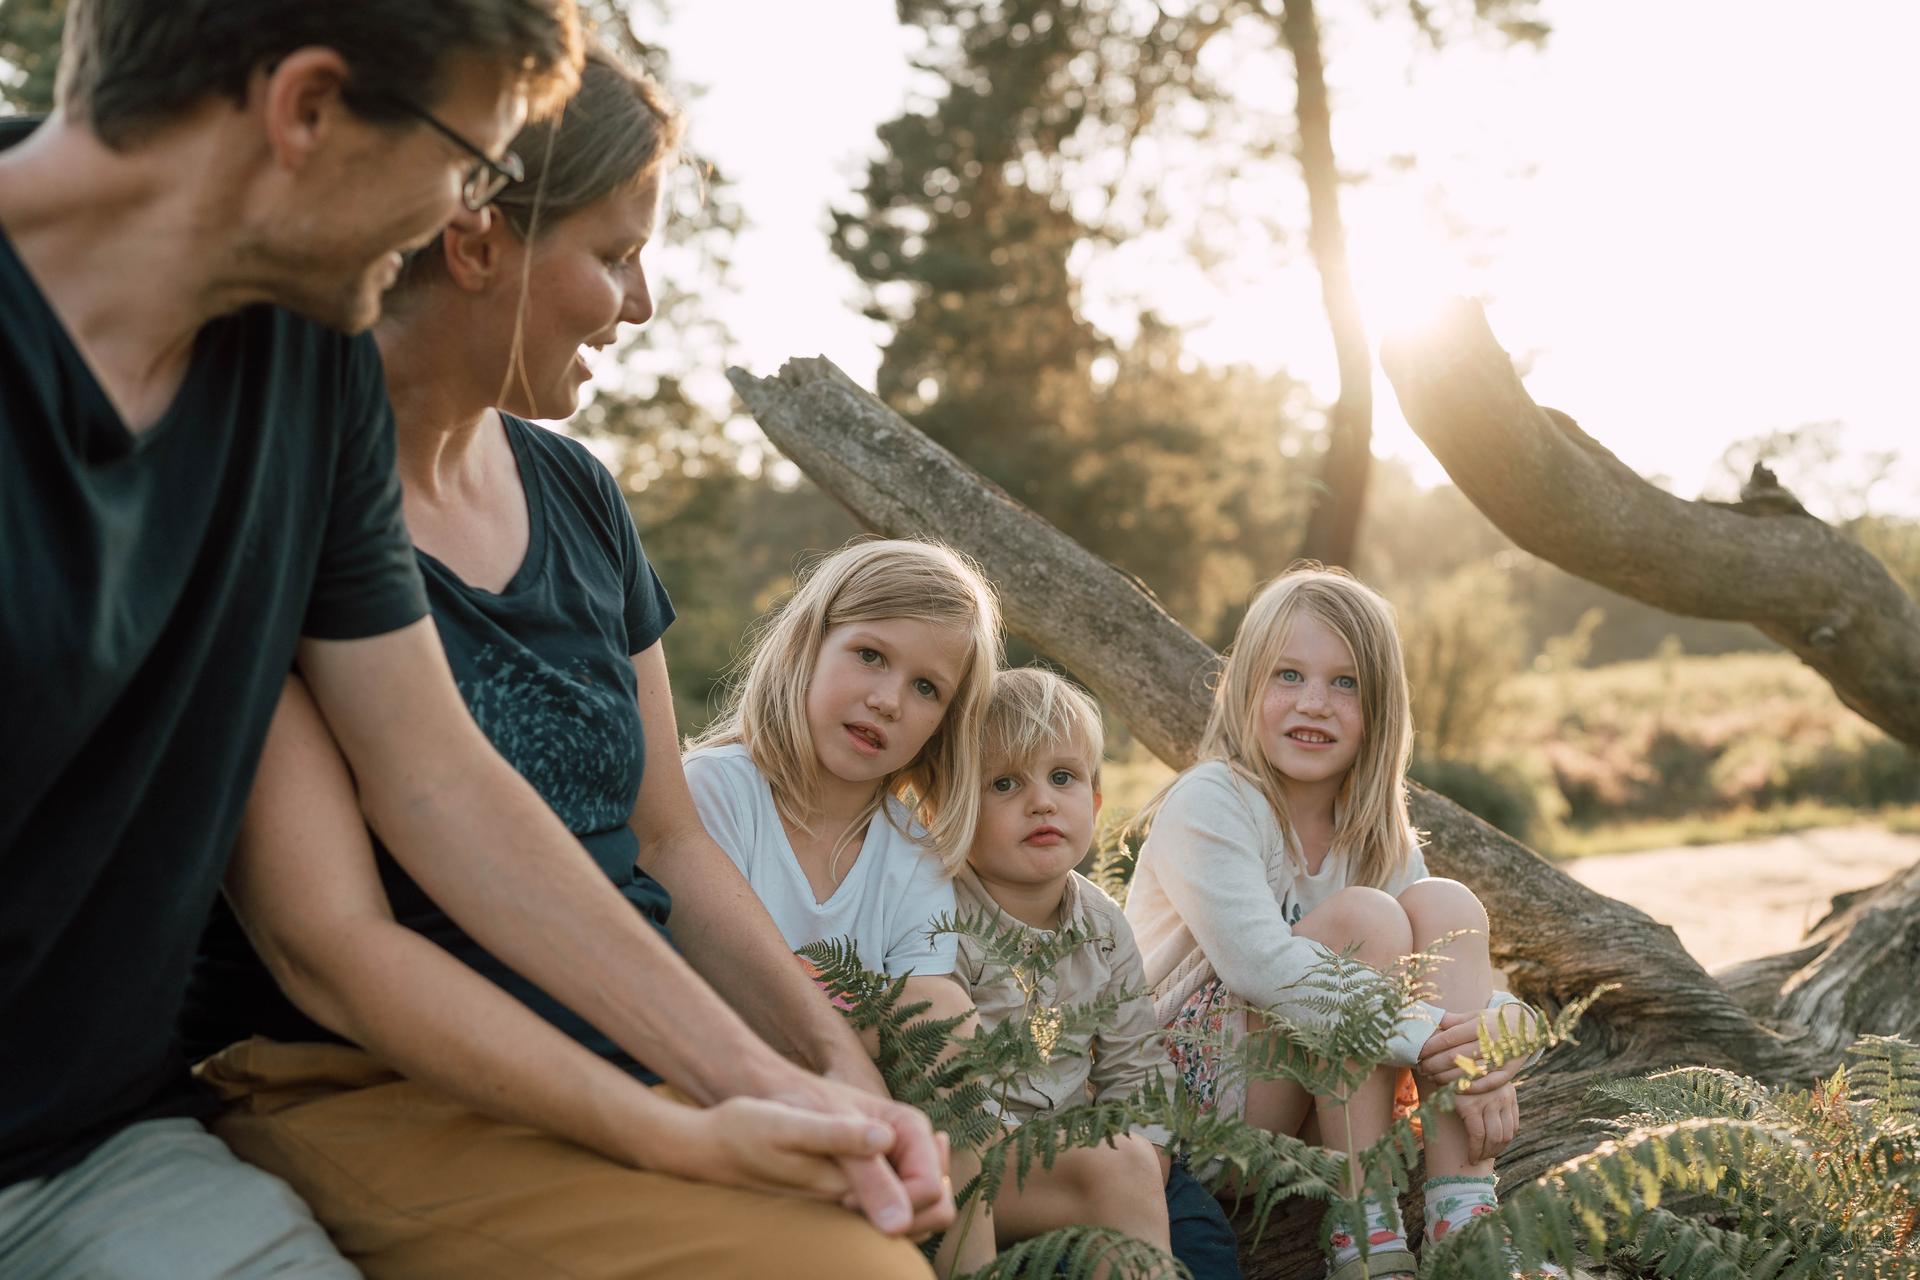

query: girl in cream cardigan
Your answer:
[1125,567,1554,1280]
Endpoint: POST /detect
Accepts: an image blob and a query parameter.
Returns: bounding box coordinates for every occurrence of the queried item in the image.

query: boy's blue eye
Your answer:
[1049,768,1076,787]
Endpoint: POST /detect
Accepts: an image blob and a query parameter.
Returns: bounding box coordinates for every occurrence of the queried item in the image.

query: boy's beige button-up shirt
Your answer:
[950,867,1173,1145]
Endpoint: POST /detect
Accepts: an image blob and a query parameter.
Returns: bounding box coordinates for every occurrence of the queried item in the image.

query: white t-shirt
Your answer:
[683,743,958,978]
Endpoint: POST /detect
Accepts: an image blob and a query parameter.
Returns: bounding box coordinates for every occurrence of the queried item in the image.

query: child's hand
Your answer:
[1451,1081,1520,1164]
[1416,1005,1530,1088]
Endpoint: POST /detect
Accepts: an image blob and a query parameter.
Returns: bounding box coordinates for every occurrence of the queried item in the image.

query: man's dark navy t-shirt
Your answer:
[184,414,678,1079]
[0,118,430,1186]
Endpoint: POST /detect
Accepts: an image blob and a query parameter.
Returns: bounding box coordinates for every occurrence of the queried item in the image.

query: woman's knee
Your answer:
[1296,886,1412,963]
[1397,877,1489,939]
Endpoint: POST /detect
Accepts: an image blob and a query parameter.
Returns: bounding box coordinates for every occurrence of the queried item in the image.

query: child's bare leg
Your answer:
[903,976,998,1277]
[938,1142,995,1278]
[1291,887,1413,1194]
[991,1133,1171,1276]
[1398,878,1496,1179]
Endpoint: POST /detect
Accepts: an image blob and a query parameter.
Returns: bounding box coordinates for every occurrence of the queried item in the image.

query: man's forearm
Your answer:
[638,831,879,1084]
[364,743,799,1105]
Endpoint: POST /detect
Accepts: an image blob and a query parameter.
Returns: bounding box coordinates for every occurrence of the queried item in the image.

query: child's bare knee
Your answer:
[1300,886,1413,962]
[1398,877,1489,938]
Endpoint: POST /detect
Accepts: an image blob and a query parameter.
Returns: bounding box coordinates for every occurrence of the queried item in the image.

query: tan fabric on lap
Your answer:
[197,1038,932,1280]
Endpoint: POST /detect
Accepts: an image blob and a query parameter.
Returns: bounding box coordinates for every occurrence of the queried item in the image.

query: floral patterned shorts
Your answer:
[1164,976,1247,1121]
[1163,976,1421,1133]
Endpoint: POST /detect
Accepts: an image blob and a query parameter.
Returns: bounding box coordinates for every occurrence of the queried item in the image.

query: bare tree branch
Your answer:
[1378,298,1920,748]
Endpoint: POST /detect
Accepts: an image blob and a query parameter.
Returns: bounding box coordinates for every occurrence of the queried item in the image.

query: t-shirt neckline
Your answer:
[0,215,208,461]
[761,768,892,910]
[412,410,550,601]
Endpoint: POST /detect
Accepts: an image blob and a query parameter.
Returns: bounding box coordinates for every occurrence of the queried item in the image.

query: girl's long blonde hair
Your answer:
[689,538,1002,872]
[1144,564,1418,889]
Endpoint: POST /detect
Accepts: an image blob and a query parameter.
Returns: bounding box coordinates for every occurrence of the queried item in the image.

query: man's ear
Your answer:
[258,47,354,173]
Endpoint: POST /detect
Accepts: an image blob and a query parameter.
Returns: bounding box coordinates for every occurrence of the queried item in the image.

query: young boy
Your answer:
[950,667,1243,1279]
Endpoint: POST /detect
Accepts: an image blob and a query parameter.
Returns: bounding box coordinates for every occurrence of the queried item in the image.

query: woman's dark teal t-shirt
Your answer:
[185,413,676,1079]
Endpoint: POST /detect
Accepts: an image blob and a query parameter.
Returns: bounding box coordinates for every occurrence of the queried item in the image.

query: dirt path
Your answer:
[1562,825,1920,972]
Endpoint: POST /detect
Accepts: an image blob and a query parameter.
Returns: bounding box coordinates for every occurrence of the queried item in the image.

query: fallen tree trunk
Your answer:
[1378,298,1920,750]
[727,356,1916,1278]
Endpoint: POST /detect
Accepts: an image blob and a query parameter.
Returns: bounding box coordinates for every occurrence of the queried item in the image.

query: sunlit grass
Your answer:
[1089,652,1917,863]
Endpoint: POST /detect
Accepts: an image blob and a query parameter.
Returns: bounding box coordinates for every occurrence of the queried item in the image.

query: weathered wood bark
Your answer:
[727,355,1918,1279]
[1378,298,1920,749]
[1278,0,1373,571]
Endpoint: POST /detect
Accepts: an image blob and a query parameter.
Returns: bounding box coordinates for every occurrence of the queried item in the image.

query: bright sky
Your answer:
[655,0,1918,515]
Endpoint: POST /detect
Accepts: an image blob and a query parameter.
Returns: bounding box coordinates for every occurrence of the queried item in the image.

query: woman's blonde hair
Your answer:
[980,667,1106,784]
[1144,564,1417,889]
[689,538,1002,872]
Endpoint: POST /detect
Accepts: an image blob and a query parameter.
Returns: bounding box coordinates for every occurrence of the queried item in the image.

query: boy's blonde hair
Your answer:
[980,667,1105,784]
[690,538,1002,872]
[1146,564,1417,889]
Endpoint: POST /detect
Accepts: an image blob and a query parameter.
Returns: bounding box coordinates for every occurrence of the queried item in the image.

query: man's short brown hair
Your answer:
[58,0,584,149]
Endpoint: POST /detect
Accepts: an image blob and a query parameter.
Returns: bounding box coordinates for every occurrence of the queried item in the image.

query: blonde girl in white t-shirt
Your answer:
[682,537,1002,1274]
[1125,566,1554,1280]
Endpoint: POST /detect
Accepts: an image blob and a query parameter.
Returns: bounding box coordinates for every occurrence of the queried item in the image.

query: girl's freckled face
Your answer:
[1257,613,1364,786]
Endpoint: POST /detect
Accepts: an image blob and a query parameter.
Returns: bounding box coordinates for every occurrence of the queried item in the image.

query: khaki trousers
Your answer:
[199,1038,932,1280]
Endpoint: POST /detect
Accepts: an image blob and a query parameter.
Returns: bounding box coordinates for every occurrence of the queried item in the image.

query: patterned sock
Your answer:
[1423,1174,1497,1244]
[1425,1176,1565,1277]
[1326,1190,1407,1273]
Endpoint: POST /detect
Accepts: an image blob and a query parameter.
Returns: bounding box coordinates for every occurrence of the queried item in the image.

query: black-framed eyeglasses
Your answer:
[388,99,524,212]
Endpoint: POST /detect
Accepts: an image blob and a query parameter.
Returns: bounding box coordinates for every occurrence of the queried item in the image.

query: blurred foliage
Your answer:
[1398,559,1528,757]
[1408,755,1543,843]
[0,0,63,114]
[833,0,1326,648]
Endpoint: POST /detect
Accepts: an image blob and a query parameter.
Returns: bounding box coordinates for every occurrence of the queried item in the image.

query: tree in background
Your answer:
[834,0,1313,645]
[837,0,1553,581]
[1283,0,1547,567]
[0,0,61,115]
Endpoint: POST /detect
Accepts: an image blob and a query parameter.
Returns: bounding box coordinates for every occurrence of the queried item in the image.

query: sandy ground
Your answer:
[1563,825,1920,972]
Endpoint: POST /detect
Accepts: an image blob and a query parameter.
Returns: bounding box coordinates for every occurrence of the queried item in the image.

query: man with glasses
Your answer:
[0,0,581,1270]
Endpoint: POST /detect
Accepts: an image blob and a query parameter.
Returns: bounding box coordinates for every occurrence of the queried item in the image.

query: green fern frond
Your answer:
[1085,840,1137,908]
[1849,1035,1920,1121]
[1590,1066,1774,1127]
[930,908,1105,985]
[1124,1073,1348,1245]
